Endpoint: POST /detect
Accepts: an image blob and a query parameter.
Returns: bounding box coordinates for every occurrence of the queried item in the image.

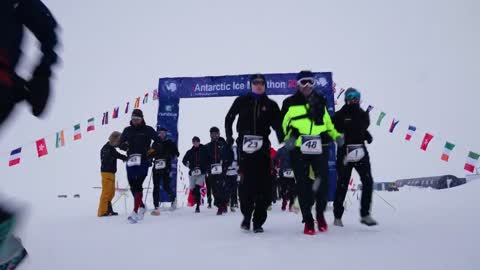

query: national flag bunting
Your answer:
[125,102,130,114]
[143,93,149,104]
[153,89,159,100]
[112,107,119,119]
[405,125,416,141]
[389,119,400,133]
[102,112,109,125]
[134,97,140,108]
[464,151,480,173]
[366,105,373,113]
[36,138,48,157]
[376,112,386,126]
[420,133,434,151]
[441,142,455,162]
[87,118,95,132]
[56,130,65,148]
[9,148,22,167]
[74,124,82,141]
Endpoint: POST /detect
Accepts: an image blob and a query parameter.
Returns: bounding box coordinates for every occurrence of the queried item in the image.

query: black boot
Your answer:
[108,202,118,216]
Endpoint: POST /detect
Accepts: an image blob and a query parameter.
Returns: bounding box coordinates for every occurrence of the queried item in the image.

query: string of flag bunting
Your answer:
[5,84,478,174]
[5,89,159,168]
[332,83,479,174]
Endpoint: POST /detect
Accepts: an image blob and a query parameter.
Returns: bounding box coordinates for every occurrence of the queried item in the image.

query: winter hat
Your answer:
[209,126,220,133]
[132,109,144,118]
[250,73,267,88]
[192,136,200,142]
[159,127,168,132]
[296,70,314,81]
[344,88,361,101]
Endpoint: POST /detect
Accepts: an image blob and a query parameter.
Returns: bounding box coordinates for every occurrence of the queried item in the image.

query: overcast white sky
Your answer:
[1,0,479,196]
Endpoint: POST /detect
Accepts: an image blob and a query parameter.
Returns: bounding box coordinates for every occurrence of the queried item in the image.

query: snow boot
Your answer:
[333,218,344,227]
[360,215,378,226]
[317,214,328,232]
[240,219,250,231]
[281,200,287,211]
[304,222,315,235]
[253,226,264,233]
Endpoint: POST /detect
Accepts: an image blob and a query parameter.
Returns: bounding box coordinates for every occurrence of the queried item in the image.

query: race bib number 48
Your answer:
[127,154,142,167]
[211,163,223,175]
[300,136,322,155]
[243,135,263,154]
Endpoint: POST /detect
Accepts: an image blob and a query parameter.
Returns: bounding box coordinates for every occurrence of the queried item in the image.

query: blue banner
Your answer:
[157,72,337,202]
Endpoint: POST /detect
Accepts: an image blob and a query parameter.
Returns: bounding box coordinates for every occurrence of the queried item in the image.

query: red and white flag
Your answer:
[36,138,49,157]
[405,125,416,141]
[9,147,22,166]
[420,133,434,151]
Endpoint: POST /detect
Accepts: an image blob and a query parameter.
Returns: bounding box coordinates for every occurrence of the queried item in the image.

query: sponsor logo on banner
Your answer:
[315,76,329,87]
[164,81,177,92]
[165,105,173,112]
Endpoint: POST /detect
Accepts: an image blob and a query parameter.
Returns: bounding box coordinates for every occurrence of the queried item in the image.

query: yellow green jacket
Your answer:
[281,91,341,147]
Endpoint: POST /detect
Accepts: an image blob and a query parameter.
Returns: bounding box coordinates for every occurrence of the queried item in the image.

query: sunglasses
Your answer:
[131,117,142,121]
[298,78,315,87]
[252,79,265,86]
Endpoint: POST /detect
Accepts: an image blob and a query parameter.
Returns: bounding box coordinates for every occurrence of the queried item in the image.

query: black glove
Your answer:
[26,66,52,117]
[226,136,234,146]
[365,131,373,144]
[119,142,129,151]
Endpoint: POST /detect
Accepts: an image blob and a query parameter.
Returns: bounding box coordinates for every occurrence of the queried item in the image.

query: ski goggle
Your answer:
[252,79,266,86]
[131,116,142,121]
[297,78,315,87]
[345,91,361,101]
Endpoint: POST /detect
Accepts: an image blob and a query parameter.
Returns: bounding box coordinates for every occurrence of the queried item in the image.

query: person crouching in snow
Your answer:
[98,131,127,217]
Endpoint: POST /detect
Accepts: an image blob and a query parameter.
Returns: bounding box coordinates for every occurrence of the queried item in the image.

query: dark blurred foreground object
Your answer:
[0,0,59,129]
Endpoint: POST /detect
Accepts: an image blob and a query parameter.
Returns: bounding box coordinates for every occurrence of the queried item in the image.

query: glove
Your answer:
[365,131,373,144]
[26,66,53,117]
[147,148,156,158]
[119,142,129,151]
[226,136,234,146]
[336,135,345,147]
[284,137,296,151]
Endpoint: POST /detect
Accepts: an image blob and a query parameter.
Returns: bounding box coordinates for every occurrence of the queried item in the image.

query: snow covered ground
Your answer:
[12,180,479,270]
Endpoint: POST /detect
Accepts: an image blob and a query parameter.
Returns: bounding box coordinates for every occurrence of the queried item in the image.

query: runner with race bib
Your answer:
[225,73,284,233]
[281,70,343,235]
[332,88,377,227]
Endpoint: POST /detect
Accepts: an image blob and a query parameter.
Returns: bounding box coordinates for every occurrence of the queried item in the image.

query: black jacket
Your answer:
[281,90,333,144]
[225,93,284,149]
[182,145,209,175]
[205,137,233,170]
[151,138,179,168]
[119,121,160,160]
[0,0,58,79]
[100,143,127,173]
[332,104,371,145]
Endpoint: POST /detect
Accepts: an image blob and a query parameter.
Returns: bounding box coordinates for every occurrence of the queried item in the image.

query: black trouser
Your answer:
[239,150,272,228]
[290,148,329,224]
[226,175,239,207]
[271,174,278,204]
[334,146,373,219]
[206,175,213,205]
[208,174,227,208]
[279,176,296,204]
[192,185,202,206]
[152,169,175,208]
